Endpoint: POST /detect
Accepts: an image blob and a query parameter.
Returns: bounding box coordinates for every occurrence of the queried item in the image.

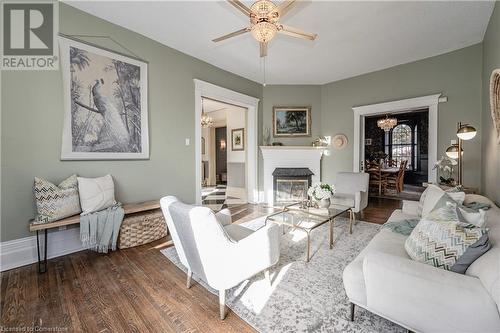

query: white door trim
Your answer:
[194,79,260,204]
[352,94,442,183]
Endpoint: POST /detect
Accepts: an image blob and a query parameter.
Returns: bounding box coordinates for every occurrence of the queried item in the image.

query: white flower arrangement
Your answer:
[307,182,335,200]
[433,156,457,184]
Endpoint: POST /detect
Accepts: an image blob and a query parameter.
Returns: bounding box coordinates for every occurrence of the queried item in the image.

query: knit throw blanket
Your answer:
[383,218,420,236]
[80,203,124,253]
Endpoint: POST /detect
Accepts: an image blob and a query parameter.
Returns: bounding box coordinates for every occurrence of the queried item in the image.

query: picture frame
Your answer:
[365,138,372,146]
[273,106,311,137]
[231,128,245,151]
[201,137,206,155]
[59,35,149,160]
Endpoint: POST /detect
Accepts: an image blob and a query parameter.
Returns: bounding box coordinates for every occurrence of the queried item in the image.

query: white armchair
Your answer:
[160,196,281,319]
[331,172,369,233]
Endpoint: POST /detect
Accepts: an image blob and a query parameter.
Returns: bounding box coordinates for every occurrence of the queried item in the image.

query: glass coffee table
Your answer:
[265,202,353,262]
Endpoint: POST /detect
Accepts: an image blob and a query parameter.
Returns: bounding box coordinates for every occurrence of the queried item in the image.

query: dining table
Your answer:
[367,167,401,195]
[380,167,399,174]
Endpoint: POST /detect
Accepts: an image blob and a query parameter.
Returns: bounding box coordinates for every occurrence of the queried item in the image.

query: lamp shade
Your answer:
[456,124,477,140]
[445,144,463,159]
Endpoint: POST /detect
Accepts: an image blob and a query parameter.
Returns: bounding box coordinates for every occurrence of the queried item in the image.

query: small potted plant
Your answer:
[307,182,335,208]
[433,156,457,186]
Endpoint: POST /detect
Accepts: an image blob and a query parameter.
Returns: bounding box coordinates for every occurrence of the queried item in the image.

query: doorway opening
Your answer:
[194,80,259,206]
[200,97,247,211]
[364,110,428,200]
[352,94,442,201]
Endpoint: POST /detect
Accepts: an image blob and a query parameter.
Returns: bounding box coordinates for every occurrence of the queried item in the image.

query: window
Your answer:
[385,124,414,169]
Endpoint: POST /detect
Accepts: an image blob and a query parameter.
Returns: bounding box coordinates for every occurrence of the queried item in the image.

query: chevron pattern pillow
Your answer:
[405,201,488,271]
[34,175,81,224]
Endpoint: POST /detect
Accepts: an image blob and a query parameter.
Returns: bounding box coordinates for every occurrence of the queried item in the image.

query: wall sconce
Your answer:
[220,139,226,151]
[445,122,477,185]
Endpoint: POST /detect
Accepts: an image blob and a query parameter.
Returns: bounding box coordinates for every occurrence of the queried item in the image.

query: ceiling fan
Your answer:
[212,0,318,57]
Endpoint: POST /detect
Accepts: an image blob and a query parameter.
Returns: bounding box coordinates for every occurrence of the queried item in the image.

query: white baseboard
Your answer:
[0,227,84,272]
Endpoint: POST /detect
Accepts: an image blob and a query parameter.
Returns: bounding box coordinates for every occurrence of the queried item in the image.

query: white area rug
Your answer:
[161,217,405,333]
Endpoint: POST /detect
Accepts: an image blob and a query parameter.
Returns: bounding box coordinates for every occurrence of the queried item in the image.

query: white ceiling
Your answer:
[65,1,495,85]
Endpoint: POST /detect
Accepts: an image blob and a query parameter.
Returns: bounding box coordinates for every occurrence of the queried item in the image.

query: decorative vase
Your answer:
[317,198,331,209]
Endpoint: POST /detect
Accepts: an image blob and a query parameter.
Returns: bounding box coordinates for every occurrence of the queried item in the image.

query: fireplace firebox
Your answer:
[272,168,314,205]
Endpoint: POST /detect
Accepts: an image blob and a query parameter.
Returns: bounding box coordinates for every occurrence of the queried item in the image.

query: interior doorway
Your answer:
[200,97,248,211]
[352,94,443,200]
[194,79,259,206]
[364,110,428,200]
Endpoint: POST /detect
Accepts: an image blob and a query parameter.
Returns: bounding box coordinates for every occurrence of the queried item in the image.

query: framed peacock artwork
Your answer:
[59,35,149,160]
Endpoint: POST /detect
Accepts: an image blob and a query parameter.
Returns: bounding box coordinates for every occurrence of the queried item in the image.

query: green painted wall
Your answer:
[264,45,483,190]
[0,4,262,242]
[481,2,500,205]
[0,3,493,243]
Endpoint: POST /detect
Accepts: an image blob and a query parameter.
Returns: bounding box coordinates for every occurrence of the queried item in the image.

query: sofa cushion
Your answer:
[343,226,408,306]
[421,185,465,217]
[465,197,500,312]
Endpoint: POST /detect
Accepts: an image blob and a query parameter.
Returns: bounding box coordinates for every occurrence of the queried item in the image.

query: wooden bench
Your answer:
[30,200,162,273]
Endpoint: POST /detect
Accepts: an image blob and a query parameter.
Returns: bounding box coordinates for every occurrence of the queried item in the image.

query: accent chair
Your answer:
[160,196,281,319]
[331,172,370,233]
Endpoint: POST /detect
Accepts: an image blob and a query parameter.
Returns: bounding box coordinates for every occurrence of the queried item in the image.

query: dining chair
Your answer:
[387,159,398,167]
[368,164,387,196]
[386,160,407,193]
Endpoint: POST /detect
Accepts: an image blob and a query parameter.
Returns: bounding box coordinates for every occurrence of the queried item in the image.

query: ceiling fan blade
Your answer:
[212,28,250,42]
[260,42,268,57]
[227,0,252,16]
[277,0,296,18]
[279,24,317,41]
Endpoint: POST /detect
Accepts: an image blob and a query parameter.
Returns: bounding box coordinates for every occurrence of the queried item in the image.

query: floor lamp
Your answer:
[445,122,477,186]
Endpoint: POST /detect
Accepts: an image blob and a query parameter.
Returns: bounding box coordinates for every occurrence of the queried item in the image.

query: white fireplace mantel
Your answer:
[260,146,326,206]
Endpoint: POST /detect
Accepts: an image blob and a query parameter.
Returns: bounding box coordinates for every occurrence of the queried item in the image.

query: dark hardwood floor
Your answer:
[0,198,401,333]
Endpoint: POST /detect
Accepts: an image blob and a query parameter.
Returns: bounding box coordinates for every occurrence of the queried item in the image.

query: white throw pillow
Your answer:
[458,206,487,227]
[77,175,116,214]
[421,184,465,217]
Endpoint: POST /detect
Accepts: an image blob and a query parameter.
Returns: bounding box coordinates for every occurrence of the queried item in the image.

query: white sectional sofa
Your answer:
[343,194,500,333]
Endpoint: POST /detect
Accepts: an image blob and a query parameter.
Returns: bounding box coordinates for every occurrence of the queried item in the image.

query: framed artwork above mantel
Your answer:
[273,106,311,137]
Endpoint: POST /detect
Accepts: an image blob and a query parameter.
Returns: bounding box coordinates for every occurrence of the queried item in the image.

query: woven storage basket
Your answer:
[118,209,168,249]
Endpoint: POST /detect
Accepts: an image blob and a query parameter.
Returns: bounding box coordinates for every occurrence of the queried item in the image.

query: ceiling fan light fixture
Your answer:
[251,21,277,43]
[250,0,278,19]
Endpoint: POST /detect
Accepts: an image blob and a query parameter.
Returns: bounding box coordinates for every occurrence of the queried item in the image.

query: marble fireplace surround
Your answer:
[260,146,326,206]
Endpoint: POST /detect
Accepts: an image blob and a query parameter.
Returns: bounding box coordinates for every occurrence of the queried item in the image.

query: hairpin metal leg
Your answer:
[36,229,48,274]
[305,231,311,262]
[349,302,355,321]
[349,209,354,234]
[329,219,334,249]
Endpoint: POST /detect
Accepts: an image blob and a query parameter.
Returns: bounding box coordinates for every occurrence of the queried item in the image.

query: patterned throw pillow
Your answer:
[405,201,488,272]
[34,175,81,224]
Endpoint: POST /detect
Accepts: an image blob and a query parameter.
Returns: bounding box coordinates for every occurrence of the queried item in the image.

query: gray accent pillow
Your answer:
[451,234,492,274]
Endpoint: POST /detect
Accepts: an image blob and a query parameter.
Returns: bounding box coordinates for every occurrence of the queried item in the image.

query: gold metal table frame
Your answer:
[265,202,354,262]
